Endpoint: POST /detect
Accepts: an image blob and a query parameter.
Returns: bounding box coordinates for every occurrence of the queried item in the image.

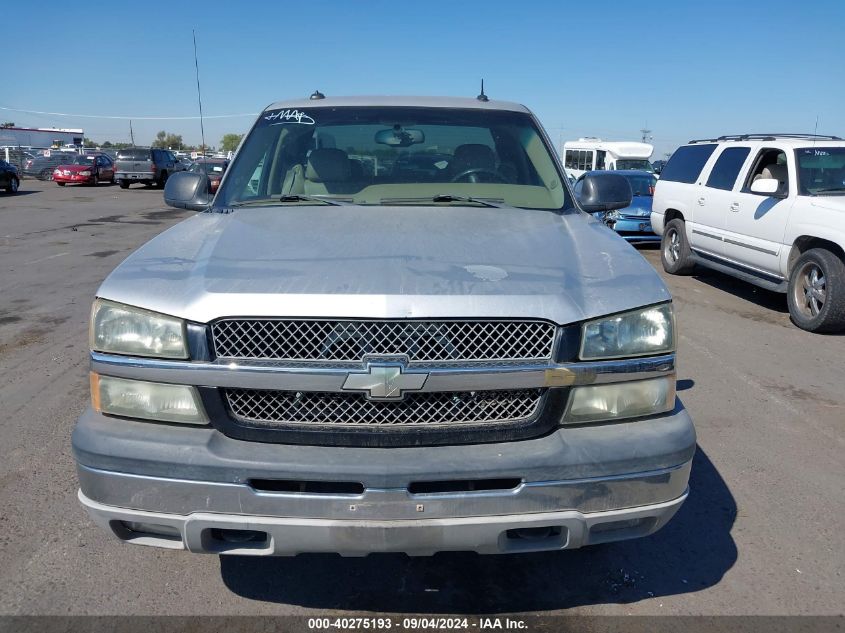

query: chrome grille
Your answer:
[225,388,545,428]
[212,319,556,363]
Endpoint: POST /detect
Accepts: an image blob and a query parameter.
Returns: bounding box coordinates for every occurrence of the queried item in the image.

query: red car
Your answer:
[189,158,229,193]
[53,154,115,186]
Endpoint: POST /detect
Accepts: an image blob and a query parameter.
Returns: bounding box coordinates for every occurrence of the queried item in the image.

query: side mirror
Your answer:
[750,178,785,197]
[576,173,633,212]
[164,171,212,211]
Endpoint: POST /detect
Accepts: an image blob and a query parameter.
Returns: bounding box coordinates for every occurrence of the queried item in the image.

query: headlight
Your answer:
[79,170,91,176]
[605,209,620,220]
[91,373,208,424]
[580,303,674,360]
[563,376,675,424]
[90,299,188,358]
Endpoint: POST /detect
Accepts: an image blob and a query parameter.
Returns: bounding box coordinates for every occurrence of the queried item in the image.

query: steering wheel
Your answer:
[450,168,508,184]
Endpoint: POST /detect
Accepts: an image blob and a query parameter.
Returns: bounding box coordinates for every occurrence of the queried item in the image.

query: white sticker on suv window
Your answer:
[263,109,315,125]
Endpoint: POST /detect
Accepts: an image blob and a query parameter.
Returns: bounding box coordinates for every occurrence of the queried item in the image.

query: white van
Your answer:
[562,138,654,179]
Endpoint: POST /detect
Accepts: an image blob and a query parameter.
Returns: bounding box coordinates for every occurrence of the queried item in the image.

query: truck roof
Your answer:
[263,95,530,113]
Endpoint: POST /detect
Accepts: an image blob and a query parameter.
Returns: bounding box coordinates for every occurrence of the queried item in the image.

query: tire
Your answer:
[157,171,168,188]
[118,180,129,189]
[6,177,19,193]
[660,218,696,275]
[56,182,66,187]
[787,248,845,333]
[91,174,100,187]
[39,168,53,181]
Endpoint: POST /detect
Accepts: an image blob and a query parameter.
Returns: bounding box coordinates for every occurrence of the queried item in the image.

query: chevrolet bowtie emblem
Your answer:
[342,363,428,400]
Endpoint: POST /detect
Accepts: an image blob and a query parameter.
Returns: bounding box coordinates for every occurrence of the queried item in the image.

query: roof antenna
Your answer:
[477,79,488,102]
[310,90,325,100]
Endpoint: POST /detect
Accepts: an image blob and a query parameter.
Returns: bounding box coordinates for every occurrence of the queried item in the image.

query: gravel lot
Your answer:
[0,179,842,616]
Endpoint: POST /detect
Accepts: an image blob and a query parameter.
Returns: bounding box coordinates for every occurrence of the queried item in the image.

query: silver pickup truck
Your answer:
[73,95,695,556]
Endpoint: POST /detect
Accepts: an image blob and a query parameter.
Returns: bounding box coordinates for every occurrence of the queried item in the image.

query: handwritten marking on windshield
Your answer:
[264,109,315,125]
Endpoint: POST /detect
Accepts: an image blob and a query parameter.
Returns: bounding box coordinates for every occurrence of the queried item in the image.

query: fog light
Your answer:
[91,373,208,424]
[563,376,675,423]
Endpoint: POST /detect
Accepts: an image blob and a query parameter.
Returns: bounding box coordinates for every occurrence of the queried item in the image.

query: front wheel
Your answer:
[91,174,100,187]
[7,177,19,193]
[660,218,696,275]
[118,180,129,189]
[787,248,845,333]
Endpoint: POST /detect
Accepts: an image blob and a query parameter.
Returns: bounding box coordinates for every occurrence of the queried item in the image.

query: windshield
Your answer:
[217,106,570,210]
[190,161,226,174]
[622,172,657,196]
[796,147,845,195]
[71,156,96,165]
[616,159,654,172]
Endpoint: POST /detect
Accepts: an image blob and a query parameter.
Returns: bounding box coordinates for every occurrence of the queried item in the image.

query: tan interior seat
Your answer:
[303,148,354,195]
[758,163,788,194]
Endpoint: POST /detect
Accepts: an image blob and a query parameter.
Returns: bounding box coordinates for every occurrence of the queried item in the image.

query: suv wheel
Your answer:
[661,219,695,275]
[119,180,129,189]
[787,248,845,333]
[6,177,18,193]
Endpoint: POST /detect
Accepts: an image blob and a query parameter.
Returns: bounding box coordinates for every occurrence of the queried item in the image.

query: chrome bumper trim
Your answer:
[90,352,675,393]
[77,460,691,520]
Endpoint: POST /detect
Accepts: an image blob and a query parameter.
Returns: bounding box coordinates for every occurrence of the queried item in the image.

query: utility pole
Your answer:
[129,120,135,146]
[640,126,652,143]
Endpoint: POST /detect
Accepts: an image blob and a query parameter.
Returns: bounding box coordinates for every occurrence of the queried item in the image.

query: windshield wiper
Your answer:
[278,194,349,206]
[811,187,845,194]
[227,195,350,208]
[379,194,506,208]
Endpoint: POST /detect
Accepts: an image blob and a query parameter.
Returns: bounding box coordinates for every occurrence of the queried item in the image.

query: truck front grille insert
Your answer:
[211,319,555,363]
[224,388,545,428]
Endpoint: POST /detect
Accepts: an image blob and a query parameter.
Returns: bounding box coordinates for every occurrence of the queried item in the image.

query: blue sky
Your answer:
[4,0,844,158]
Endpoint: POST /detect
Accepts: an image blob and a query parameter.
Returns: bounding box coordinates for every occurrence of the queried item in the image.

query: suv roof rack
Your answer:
[689,133,842,144]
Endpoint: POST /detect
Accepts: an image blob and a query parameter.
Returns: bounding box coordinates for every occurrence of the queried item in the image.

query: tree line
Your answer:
[81,131,244,152]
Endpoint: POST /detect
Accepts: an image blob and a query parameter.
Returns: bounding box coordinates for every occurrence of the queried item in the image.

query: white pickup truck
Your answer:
[651,134,845,332]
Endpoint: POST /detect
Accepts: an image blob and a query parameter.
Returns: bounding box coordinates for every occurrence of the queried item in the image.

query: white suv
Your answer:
[651,134,845,332]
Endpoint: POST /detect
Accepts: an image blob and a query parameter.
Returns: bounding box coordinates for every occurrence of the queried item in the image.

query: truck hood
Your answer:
[97,205,671,324]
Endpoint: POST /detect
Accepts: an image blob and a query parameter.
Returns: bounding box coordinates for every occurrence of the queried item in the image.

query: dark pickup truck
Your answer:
[114,148,185,189]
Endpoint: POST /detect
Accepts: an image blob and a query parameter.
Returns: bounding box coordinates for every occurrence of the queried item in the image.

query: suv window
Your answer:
[743,148,788,195]
[706,147,750,191]
[660,144,718,184]
[116,149,151,161]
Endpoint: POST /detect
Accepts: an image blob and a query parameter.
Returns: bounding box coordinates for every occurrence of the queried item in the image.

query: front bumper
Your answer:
[609,217,660,243]
[73,403,695,555]
[79,487,688,556]
[53,174,94,184]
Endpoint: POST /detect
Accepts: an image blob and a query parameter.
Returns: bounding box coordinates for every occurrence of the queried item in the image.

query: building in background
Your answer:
[0,126,84,148]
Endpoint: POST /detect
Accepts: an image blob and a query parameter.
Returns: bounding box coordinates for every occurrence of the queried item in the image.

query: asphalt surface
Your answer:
[0,179,842,616]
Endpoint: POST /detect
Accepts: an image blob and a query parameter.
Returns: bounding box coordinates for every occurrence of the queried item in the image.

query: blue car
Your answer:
[574,170,659,244]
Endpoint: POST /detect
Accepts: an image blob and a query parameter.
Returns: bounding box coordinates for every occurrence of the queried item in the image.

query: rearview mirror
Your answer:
[375,127,425,147]
[750,178,782,196]
[576,173,633,212]
[164,171,212,211]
